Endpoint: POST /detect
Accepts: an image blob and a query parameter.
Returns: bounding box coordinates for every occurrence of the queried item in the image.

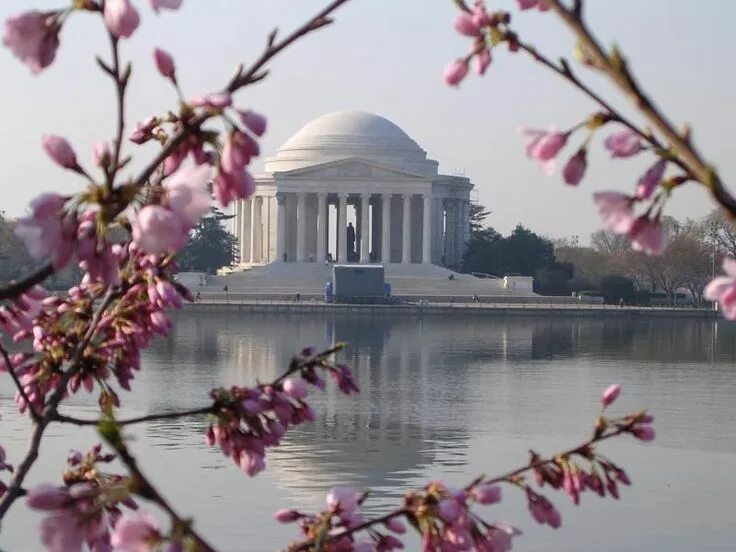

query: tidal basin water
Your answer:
[1,312,736,551]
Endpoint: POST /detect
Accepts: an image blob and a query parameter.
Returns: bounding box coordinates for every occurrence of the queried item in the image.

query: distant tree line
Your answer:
[462,204,723,304]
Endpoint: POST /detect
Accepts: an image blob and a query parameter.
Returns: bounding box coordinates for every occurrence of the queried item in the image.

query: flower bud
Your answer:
[42,135,79,171]
[601,384,621,407]
[443,59,469,87]
[153,47,176,82]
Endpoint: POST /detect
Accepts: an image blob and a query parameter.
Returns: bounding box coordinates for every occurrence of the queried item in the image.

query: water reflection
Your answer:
[2,312,735,551]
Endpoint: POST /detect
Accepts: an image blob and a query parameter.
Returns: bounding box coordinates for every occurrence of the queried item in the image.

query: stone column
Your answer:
[276,193,287,262]
[249,196,259,263]
[317,192,328,263]
[360,193,370,263]
[241,199,251,264]
[444,199,455,267]
[381,193,391,263]
[422,193,432,264]
[402,193,412,264]
[261,196,271,263]
[338,192,348,262]
[462,200,470,252]
[296,192,307,262]
[454,199,465,268]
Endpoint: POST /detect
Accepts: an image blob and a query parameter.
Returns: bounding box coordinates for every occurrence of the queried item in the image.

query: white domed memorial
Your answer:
[230,111,473,269]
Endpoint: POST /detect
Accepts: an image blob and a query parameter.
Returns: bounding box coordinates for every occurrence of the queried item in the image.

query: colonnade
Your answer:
[233,191,470,267]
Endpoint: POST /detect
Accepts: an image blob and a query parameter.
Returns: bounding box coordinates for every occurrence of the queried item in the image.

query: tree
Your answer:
[469,202,491,234]
[0,214,35,283]
[177,208,238,274]
[591,229,630,255]
[705,209,736,257]
[599,275,636,305]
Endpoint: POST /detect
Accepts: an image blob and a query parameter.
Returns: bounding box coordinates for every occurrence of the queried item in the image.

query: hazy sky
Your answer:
[1,0,735,242]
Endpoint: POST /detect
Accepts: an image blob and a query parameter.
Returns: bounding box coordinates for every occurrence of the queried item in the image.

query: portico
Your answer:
[231,111,473,269]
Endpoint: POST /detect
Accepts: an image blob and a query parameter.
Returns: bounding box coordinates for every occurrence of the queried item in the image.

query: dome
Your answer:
[264,111,438,177]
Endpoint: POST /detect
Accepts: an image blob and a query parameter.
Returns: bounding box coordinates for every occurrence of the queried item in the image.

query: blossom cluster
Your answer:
[280,385,654,552]
[206,348,359,477]
[1,243,190,415]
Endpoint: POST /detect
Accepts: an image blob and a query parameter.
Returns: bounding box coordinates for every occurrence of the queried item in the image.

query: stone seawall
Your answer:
[182,301,718,319]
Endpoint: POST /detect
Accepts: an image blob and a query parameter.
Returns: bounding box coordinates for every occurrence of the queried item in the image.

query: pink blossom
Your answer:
[110,511,161,551]
[131,205,187,255]
[93,142,111,168]
[443,59,469,86]
[2,10,60,74]
[635,158,667,200]
[563,149,587,186]
[454,12,481,37]
[239,110,268,137]
[282,377,308,400]
[471,483,502,504]
[517,0,550,11]
[436,498,461,523]
[129,117,159,144]
[215,132,258,207]
[384,517,407,534]
[40,511,85,552]
[629,216,666,256]
[153,47,176,81]
[190,93,232,109]
[593,191,634,234]
[42,135,79,171]
[26,484,70,510]
[604,129,644,158]
[633,425,656,442]
[704,257,736,318]
[274,509,301,523]
[149,0,183,13]
[326,487,360,516]
[523,128,568,162]
[104,0,140,39]
[602,384,621,407]
[475,48,492,75]
[164,163,212,228]
[14,193,76,269]
[472,3,491,27]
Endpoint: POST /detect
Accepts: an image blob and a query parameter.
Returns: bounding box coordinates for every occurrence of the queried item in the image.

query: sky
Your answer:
[1,0,735,243]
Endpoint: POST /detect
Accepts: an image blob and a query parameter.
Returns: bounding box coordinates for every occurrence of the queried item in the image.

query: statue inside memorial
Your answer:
[346,222,356,262]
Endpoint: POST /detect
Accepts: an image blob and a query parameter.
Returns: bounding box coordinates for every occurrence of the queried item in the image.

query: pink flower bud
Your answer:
[437,498,461,523]
[274,509,301,523]
[384,517,407,534]
[635,158,667,200]
[633,424,655,442]
[239,110,267,137]
[563,149,587,186]
[604,129,643,158]
[42,135,78,171]
[601,384,621,407]
[3,10,60,74]
[629,216,666,256]
[471,483,502,504]
[326,487,360,515]
[104,0,140,38]
[444,59,469,87]
[475,48,492,76]
[149,0,183,13]
[282,377,308,400]
[153,47,176,81]
[26,484,69,510]
[93,142,111,168]
[454,12,480,37]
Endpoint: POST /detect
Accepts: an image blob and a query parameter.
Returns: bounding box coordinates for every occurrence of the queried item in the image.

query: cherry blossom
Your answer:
[604,129,644,158]
[704,257,736,319]
[2,10,60,74]
[104,0,140,39]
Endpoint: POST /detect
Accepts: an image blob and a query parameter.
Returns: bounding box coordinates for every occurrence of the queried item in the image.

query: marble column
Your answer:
[454,199,465,268]
[317,192,328,263]
[422,193,432,264]
[360,193,370,263]
[261,196,271,263]
[338,192,348,262]
[402,194,412,264]
[276,193,287,262]
[296,192,307,262]
[381,193,391,263]
[241,199,251,264]
[249,196,260,263]
[444,199,455,267]
[462,200,470,252]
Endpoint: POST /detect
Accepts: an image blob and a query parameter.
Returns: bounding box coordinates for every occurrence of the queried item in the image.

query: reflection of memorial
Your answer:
[139,313,736,508]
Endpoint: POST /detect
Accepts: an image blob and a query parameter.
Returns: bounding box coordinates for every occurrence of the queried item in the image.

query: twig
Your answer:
[0,343,37,422]
[543,0,736,215]
[106,31,128,191]
[287,424,631,551]
[0,264,53,301]
[103,427,216,552]
[0,288,117,519]
[54,406,213,427]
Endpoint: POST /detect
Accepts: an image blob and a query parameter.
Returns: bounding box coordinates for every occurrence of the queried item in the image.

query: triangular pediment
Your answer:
[274,157,426,180]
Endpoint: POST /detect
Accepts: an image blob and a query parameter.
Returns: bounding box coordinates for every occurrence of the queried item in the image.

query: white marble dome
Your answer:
[264,110,438,176]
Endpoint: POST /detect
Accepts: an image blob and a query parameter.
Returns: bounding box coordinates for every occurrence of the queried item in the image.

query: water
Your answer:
[1,312,735,551]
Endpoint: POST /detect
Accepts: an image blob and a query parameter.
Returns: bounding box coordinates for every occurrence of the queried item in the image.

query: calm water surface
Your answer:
[1,312,735,551]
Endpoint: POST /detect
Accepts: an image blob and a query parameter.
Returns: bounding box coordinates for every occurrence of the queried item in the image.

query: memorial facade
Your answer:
[231,111,474,269]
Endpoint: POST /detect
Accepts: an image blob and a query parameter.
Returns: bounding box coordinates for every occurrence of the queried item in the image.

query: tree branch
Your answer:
[544,0,736,215]
[54,406,213,427]
[0,343,37,422]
